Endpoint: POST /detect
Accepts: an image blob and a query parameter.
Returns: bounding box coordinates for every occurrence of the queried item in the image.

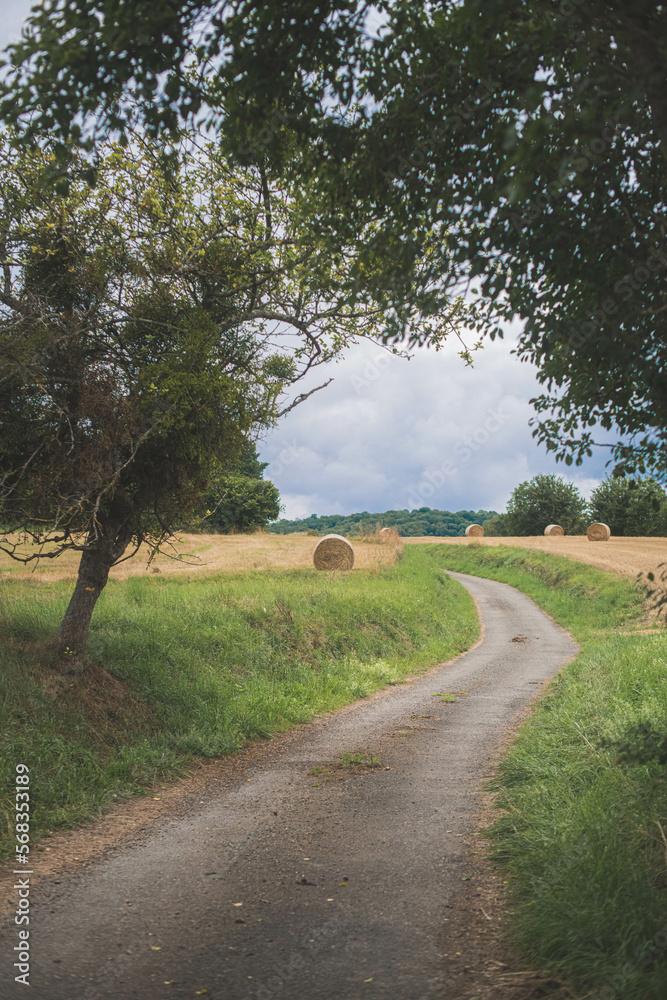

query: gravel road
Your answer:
[1,571,577,1000]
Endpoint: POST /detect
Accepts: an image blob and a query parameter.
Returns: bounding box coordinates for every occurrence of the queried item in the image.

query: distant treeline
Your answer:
[268,507,499,537]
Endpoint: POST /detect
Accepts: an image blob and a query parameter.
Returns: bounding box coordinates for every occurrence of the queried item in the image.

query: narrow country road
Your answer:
[2,572,577,1000]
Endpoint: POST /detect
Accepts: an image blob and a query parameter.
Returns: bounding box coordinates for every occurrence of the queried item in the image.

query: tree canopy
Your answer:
[589,477,667,537]
[4,1,665,478]
[269,507,498,538]
[196,441,282,533]
[0,130,415,657]
[498,474,587,536]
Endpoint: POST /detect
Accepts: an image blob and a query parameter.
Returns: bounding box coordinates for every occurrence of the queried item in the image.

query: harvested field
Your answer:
[2,530,663,585]
[0,531,398,584]
[403,535,667,581]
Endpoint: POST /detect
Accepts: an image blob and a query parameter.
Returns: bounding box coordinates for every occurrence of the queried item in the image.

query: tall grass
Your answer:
[427,543,667,1000]
[0,546,478,855]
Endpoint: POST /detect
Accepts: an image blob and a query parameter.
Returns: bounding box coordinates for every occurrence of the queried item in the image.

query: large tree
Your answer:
[503,474,587,536]
[4,1,665,477]
[589,477,667,536]
[0,130,435,661]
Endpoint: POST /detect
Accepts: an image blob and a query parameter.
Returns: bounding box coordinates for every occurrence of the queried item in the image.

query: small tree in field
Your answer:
[198,474,281,533]
[196,441,281,533]
[504,475,587,536]
[0,132,409,664]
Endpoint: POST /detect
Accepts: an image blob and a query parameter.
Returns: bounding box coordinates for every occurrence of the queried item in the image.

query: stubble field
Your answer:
[2,531,664,585]
[404,534,667,581]
[0,530,400,583]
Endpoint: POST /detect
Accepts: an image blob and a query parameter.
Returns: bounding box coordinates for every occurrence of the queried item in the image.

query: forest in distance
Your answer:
[268,474,667,538]
[268,508,499,537]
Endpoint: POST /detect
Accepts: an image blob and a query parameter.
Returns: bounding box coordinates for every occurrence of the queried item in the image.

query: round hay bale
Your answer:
[378,527,399,544]
[587,522,611,542]
[313,534,354,570]
[465,524,484,538]
[544,524,565,536]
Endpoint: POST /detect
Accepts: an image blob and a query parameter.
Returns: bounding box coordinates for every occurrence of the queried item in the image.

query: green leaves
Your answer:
[0,128,388,559]
[503,474,588,536]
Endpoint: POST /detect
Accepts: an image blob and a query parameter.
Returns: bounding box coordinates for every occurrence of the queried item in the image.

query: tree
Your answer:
[0,131,403,662]
[504,475,587,536]
[198,474,281,533]
[4,1,665,477]
[482,514,512,537]
[589,477,667,536]
[221,439,269,481]
[196,441,282,533]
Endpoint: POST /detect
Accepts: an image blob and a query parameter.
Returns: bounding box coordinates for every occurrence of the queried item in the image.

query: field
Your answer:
[3,531,665,585]
[2,531,666,996]
[405,534,667,582]
[0,530,400,583]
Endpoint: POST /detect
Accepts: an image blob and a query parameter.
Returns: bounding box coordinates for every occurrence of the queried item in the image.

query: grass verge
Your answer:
[0,545,477,857]
[426,543,667,1000]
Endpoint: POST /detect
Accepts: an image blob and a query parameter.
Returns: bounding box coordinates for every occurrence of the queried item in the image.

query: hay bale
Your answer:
[313,534,355,570]
[587,522,611,542]
[465,524,484,538]
[544,524,565,536]
[379,527,399,544]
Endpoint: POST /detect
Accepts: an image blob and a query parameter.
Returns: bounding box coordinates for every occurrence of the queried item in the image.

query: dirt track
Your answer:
[1,572,577,1000]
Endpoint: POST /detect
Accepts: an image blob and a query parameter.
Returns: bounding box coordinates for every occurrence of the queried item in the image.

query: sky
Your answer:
[1,0,34,49]
[259,332,607,520]
[1,3,615,520]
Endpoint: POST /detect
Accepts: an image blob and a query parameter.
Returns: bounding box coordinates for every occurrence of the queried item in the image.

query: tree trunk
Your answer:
[55,518,133,661]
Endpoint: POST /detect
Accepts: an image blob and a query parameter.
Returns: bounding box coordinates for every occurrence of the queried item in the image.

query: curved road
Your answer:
[2,572,577,1000]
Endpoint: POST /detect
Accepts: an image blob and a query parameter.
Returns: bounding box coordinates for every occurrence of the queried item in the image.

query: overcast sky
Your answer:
[260,332,608,520]
[2,3,615,520]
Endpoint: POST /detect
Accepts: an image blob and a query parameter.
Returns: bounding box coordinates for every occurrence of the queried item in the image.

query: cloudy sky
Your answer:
[260,332,608,520]
[2,3,614,520]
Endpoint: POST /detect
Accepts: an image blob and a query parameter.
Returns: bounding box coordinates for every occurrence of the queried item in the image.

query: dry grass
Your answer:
[0,531,400,585]
[3,530,663,587]
[356,525,403,548]
[403,534,667,581]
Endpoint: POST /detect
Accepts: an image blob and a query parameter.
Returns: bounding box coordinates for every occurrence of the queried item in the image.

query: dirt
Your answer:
[1,754,578,1000]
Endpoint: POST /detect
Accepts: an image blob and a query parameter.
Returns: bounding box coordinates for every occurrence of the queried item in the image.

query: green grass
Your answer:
[426,543,667,1000]
[0,546,478,857]
[340,751,381,767]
